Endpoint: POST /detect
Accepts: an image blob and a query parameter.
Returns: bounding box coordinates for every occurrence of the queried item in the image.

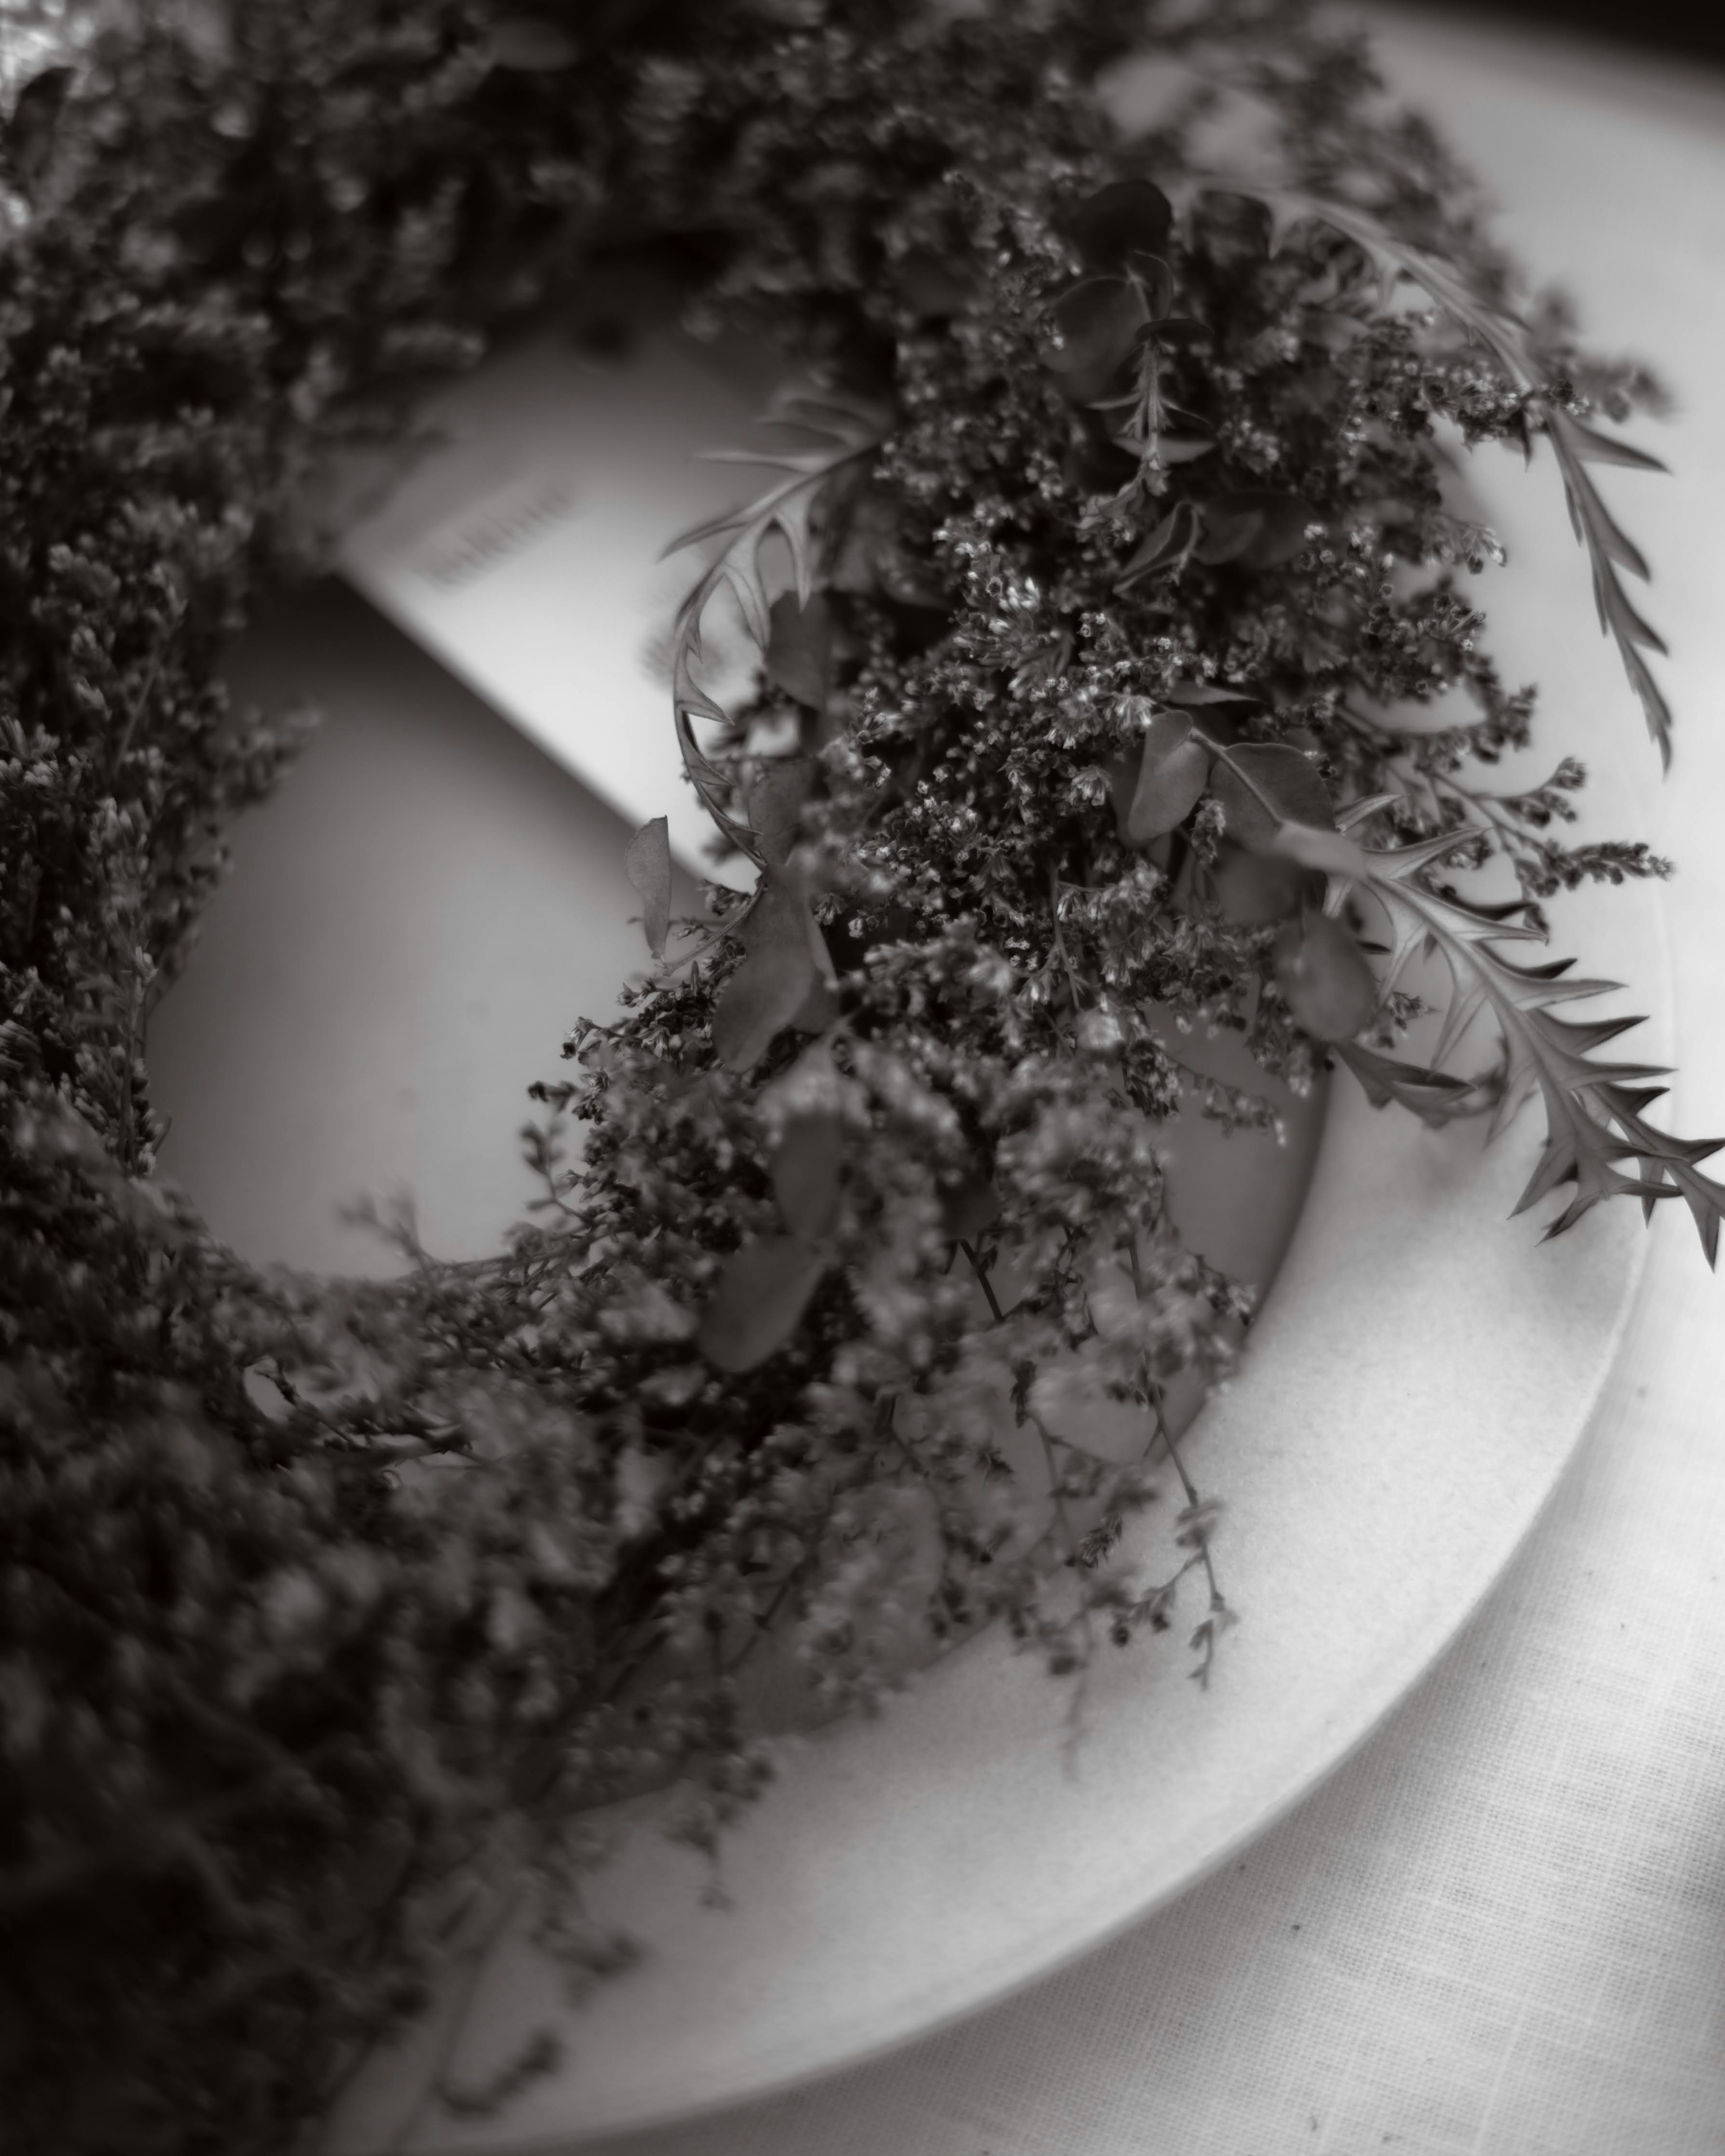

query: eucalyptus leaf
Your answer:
[9,66,72,194]
[1164,681,1258,708]
[789,974,840,1033]
[939,1174,1000,1243]
[747,757,812,868]
[1212,744,1335,850]
[1274,913,1378,1041]
[1195,490,1316,569]
[1151,315,1211,349]
[765,591,832,709]
[1041,277,1149,403]
[1126,710,1211,846]
[1192,500,1264,566]
[1115,500,1201,590]
[1123,250,1175,319]
[1268,821,1370,880]
[1069,177,1174,271]
[711,878,818,1070]
[624,816,671,959]
[758,1036,843,1121]
[696,1235,823,1372]
[1066,422,1141,494]
[1212,846,1317,926]
[771,1111,844,1240]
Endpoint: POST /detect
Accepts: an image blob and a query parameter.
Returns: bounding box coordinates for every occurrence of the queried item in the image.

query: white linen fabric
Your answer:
[565,13,1725,2154]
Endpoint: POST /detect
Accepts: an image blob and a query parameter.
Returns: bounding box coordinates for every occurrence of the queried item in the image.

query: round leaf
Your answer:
[1066,421,1141,495]
[790,974,840,1033]
[1196,490,1316,569]
[1212,744,1334,851]
[1125,710,1211,846]
[1212,846,1317,926]
[711,881,817,1070]
[747,756,812,868]
[1124,251,1176,321]
[1069,178,1174,272]
[1041,277,1148,404]
[1115,499,1201,591]
[1274,914,1378,1041]
[697,1236,823,1372]
[771,1111,844,1241]
[765,591,832,709]
[624,816,671,959]
[1164,680,1258,709]
[939,1174,1000,1243]
[9,66,73,195]
[1193,500,1265,566]
[1268,821,1370,879]
[1152,315,1211,350]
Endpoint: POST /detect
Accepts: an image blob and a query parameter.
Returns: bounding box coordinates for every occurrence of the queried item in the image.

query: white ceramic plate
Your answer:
[145,68,1666,2146]
[314,381,1660,2156]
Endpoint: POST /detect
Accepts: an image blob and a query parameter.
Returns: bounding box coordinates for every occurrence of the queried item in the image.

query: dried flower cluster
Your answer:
[0,0,1713,2149]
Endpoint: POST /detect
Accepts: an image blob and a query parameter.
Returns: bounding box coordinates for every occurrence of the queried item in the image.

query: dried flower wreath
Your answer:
[1,0,1715,2148]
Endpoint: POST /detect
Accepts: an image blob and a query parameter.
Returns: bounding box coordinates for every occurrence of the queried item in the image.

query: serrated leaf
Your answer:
[1041,277,1150,403]
[1599,1083,1725,1263]
[1335,791,1407,832]
[710,878,817,1070]
[771,1112,844,1240]
[624,816,671,959]
[1274,913,1377,1041]
[1125,710,1211,845]
[696,1236,823,1372]
[1211,744,1334,851]
[1070,178,1174,272]
[1267,821,1369,880]
[1358,843,1672,1236]
[1332,1040,1476,1125]
[765,591,832,709]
